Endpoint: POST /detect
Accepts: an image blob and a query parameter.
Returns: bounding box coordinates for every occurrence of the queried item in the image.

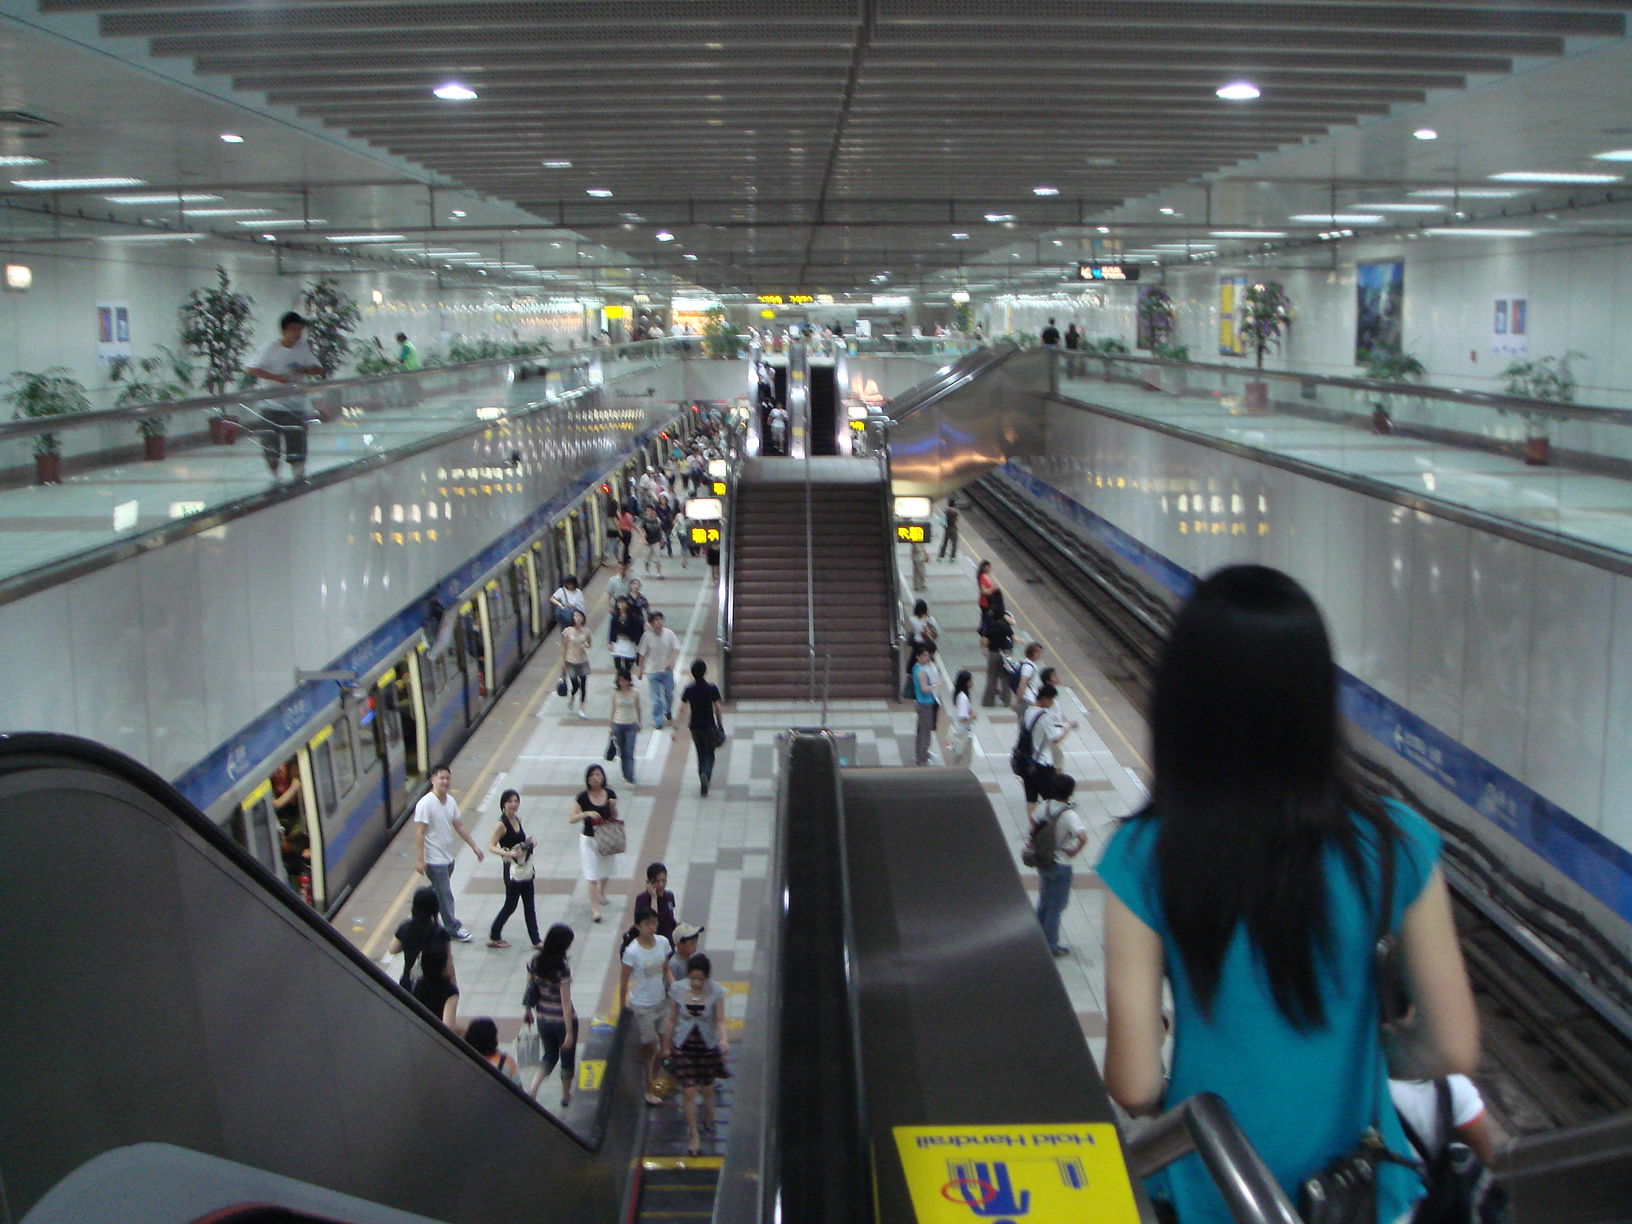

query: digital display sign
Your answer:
[690,526,722,545]
[1075,263,1141,282]
[896,522,932,544]
[710,480,728,496]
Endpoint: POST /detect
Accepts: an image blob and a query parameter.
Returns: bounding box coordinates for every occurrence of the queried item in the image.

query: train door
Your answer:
[575,504,594,580]
[302,726,352,911]
[522,547,543,641]
[404,648,432,784]
[233,778,284,877]
[455,599,483,712]
[238,757,313,902]
[367,662,412,828]
[587,499,605,570]
[507,560,529,658]
[475,585,500,698]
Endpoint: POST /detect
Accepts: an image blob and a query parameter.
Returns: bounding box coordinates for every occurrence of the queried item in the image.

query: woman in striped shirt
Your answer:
[523,923,579,1107]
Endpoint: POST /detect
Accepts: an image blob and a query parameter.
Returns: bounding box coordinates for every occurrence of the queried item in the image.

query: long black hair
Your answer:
[1145,564,1393,1032]
[530,922,575,981]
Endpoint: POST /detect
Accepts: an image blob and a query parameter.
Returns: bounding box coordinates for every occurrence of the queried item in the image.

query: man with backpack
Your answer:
[1013,642,1045,722]
[1011,684,1075,818]
[1024,773,1087,958]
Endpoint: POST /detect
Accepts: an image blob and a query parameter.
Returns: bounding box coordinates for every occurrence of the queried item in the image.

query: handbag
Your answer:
[605,735,618,761]
[593,816,626,856]
[557,677,569,697]
[515,1021,542,1069]
[1299,819,1414,1222]
[509,840,535,883]
[712,724,728,749]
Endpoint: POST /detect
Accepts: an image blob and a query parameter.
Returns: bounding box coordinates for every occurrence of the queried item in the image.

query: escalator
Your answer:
[0,733,647,1224]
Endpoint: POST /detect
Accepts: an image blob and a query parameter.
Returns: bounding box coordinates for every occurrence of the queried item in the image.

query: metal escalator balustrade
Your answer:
[0,732,648,1224]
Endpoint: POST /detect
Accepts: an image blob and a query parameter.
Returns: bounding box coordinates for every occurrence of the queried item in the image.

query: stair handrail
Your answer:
[1124,1092,1302,1224]
[874,426,903,701]
[794,342,818,703]
[715,447,741,699]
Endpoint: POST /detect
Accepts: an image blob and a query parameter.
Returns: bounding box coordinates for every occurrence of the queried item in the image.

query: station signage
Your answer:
[1075,263,1141,282]
[896,521,932,544]
[690,525,722,545]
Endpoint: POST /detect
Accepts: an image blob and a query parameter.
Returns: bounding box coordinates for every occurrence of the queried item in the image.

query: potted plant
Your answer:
[5,368,91,484]
[110,346,194,461]
[300,277,361,378]
[1500,351,1583,466]
[179,266,254,443]
[701,305,736,359]
[1360,344,1427,435]
[1238,281,1292,412]
[1138,288,1177,348]
[1083,336,1130,381]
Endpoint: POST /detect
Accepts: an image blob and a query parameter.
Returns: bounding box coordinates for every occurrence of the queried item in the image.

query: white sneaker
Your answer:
[453,927,473,942]
[576,708,587,720]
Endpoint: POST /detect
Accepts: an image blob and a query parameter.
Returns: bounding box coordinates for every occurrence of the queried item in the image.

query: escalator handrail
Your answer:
[715,448,742,697]
[1124,1092,1302,1224]
[0,729,613,1153]
[885,343,1019,421]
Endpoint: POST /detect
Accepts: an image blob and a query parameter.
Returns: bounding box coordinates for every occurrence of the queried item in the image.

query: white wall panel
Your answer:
[1598,576,1632,849]
[1406,514,1472,740]
[67,563,151,763]
[1,586,78,741]
[1460,530,1536,781]
[1314,486,1371,670]
[137,541,209,770]
[193,527,257,752]
[1358,502,1416,709]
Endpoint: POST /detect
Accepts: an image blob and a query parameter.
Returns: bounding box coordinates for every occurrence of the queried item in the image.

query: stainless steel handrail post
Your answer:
[716,439,740,699]
[1125,1093,1303,1224]
[875,424,902,699]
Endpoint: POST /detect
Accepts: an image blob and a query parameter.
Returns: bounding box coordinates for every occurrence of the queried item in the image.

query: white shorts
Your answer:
[579,835,620,883]
[630,1000,667,1045]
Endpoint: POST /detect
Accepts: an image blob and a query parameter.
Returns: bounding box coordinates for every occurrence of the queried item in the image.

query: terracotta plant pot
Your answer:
[34,452,61,485]
[143,435,166,461]
[1244,380,1271,412]
[1371,405,1394,435]
[1524,434,1551,466]
[210,416,242,444]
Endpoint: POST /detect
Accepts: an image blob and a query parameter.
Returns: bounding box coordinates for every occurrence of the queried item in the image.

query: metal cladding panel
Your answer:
[888,349,1051,499]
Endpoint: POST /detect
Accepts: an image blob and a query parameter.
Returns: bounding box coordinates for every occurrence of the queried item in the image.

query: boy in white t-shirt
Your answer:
[246,310,324,484]
[621,909,674,1102]
[1389,1073,1496,1167]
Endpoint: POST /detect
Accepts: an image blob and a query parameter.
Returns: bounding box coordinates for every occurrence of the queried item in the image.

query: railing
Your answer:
[1125,1093,1303,1224]
[715,449,742,700]
[875,423,904,703]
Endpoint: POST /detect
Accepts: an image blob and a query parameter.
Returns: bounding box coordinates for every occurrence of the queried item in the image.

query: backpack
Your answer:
[1397,1080,1503,1224]
[1022,802,1064,870]
[1007,658,1034,696]
[1010,708,1043,777]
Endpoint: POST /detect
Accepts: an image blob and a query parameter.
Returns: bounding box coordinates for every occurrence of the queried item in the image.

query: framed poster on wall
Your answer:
[1355,261,1404,362]
[1218,276,1247,356]
[1492,295,1527,356]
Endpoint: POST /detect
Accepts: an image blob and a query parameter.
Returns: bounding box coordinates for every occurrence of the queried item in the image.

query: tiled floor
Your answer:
[332,509,1153,1147]
[1059,372,1632,556]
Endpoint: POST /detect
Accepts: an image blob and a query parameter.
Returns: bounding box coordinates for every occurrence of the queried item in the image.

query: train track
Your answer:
[965,472,1632,1139]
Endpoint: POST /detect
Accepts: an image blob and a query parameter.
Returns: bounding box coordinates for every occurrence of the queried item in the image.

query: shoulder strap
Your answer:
[1396,1098,1434,1165]
[1435,1077,1454,1139]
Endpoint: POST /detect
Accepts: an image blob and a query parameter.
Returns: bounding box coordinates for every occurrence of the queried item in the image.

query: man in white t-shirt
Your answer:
[1021,685,1076,818]
[1389,1074,1496,1166]
[767,404,789,454]
[412,763,485,942]
[620,908,674,1101]
[246,311,325,484]
[1013,642,1045,721]
[1032,773,1089,958]
[636,610,682,730]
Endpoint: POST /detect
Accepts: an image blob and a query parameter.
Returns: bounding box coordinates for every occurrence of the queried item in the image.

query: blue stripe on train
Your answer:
[174,422,673,813]
[995,462,1632,926]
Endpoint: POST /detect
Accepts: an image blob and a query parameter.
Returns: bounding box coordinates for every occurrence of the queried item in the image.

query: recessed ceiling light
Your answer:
[183,207,276,217]
[951,232,970,239]
[247,218,329,228]
[1216,81,1261,101]
[1087,157,1117,167]
[655,231,675,241]
[1096,225,1110,234]
[433,82,478,101]
[1354,202,1448,212]
[587,188,613,197]
[261,233,276,241]
[542,159,573,169]
[1409,188,1524,199]
[1051,239,1063,246]
[1590,149,1632,162]
[1489,171,1620,184]
[105,192,222,204]
[1033,185,1059,196]
[1425,227,1537,238]
[1158,207,1176,216]
[984,213,1015,222]
[12,176,144,190]
[1288,213,1383,223]
[219,132,244,143]
[682,253,698,261]
[1413,128,1438,141]
[1210,229,1288,238]
[450,209,466,218]
[0,156,46,167]
[324,234,408,243]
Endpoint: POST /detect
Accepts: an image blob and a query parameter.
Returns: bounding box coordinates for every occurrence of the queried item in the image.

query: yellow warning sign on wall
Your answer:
[891,1124,1138,1222]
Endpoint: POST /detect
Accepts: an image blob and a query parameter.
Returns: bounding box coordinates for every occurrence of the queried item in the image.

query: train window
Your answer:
[331,716,357,795]
[356,697,382,774]
[379,684,403,745]
[311,739,338,817]
[236,793,277,872]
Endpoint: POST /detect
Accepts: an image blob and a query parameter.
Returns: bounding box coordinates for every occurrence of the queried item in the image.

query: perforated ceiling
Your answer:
[24,0,1632,292]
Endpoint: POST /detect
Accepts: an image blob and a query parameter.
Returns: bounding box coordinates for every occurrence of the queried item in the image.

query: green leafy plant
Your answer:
[353,338,398,377]
[1083,336,1130,356]
[178,267,254,400]
[300,277,361,378]
[1500,351,1584,405]
[1138,288,1177,349]
[1152,341,1190,362]
[1360,344,1426,383]
[700,305,736,358]
[110,345,194,438]
[5,368,91,457]
[1239,281,1292,370]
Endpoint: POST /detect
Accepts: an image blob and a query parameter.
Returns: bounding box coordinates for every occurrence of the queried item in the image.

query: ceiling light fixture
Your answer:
[433,82,478,101]
[542,159,573,169]
[1413,128,1438,141]
[450,209,466,218]
[984,213,1015,222]
[1159,207,1176,216]
[1354,202,1448,212]
[100,232,205,242]
[1591,149,1632,161]
[1409,188,1524,199]
[1033,185,1059,196]
[324,233,408,243]
[1209,229,1288,238]
[12,176,144,190]
[951,232,970,239]
[1425,226,1537,237]
[183,207,276,217]
[683,253,698,260]
[1096,225,1110,234]
[1288,213,1383,223]
[655,231,675,241]
[219,133,244,144]
[587,188,613,197]
[1216,81,1261,101]
[1489,171,1620,184]
[0,156,46,167]
[246,218,329,228]
[106,192,221,205]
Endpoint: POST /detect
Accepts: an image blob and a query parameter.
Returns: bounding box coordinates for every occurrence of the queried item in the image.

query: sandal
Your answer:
[487,938,510,949]
[561,1092,573,1107]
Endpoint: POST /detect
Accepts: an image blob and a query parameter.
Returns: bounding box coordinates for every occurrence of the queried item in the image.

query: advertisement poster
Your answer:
[1492,295,1528,357]
[95,300,132,365]
[1218,276,1247,356]
[1355,261,1404,361]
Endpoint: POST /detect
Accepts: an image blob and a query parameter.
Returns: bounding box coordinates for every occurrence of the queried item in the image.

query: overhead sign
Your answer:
[757,294,817,305]
[896,521,932,545]
[891,1124,1138,1224]
[1075,263,1141,282]
[690,525,722,545]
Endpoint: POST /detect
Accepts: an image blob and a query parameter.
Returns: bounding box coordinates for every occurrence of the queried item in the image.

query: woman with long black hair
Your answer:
[1100,565,1478,1224]
[523,923,579,1107]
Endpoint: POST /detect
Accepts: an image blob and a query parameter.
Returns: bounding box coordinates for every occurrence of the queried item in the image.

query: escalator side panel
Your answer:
[0,741,641,1224]
[840,767,1116,1222]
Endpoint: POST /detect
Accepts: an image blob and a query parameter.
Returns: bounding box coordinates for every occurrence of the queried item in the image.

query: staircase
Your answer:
[728,458,897,701]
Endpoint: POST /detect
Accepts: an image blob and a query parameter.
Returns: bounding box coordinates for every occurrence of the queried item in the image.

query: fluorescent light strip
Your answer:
[1592,149,1632,162]
[1210,229,1287,238]
[107,192,222,205]
[1409,188,1525,199]
[101,232,205,242]
[1353,203,1448,212]
[1424,227,1536,238]
[1288,213,1383,223]
[13,176,144,190]
[241,218,329,228]
[183,208,277,217]
[1489,171,1620,184]
[324,234,408,243]
[0,156,46,167]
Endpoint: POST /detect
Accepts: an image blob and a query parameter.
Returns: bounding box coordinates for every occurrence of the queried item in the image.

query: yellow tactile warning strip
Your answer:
[642,1156,724,1171]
